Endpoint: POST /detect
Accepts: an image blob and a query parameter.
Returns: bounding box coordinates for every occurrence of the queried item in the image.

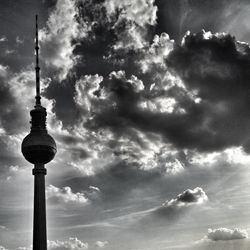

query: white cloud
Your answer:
[46,185,88,205]
[40,0,81,81]
[18,247,31,250]
[0,65,8,78]
[139,97,178,114]
[205,228,248,241]
[190,147,250,170]
[89,186,100,192]
[163,187,208,209]
[16,36,23,45]
[74,74,103,113]
[0,36,7,42]
[104,0,157,26]
[5,49,15,55]
[164,159,184,175]
[95,241,108,248]
[48,238,88,250]
[139,33,174,73]
[73,72,188,176]
[109,71,144,92]
[0,245,8,250]
[106,0,158,50]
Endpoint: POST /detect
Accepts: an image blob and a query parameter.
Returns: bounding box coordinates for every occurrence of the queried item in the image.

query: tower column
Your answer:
[32,164,47,250]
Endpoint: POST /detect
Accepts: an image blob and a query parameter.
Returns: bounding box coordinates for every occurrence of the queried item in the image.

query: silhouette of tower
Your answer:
[21,15,57,250]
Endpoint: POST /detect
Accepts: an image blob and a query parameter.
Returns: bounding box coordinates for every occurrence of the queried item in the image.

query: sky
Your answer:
[2,0,250,249]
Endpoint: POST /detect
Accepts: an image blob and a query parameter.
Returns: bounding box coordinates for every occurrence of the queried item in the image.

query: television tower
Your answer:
[21,15,57,250]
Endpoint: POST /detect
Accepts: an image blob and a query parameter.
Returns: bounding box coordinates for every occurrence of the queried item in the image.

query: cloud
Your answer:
[154,0,250,44]
[0,66,39,135]
[65,0,158,82]
[0,36,7,43]
[77,0,157,52]
[166,30,250,152]
[104,0,157,50]
[162,187,208,209]
[40,0,81,81]
[74,74,104,115]
[72,70,187,173]
[48,238,88,250]
[95,241,108,248]
[206,228,248,241]
[46,185,88,205]
[15,36,24,45]
[0,65,8,78]
[104,0,157,27]
[64,69,193,177]
[0,246,8,250]
[137,32,174,74]
[73,28,250,157]
[89,186,100,192]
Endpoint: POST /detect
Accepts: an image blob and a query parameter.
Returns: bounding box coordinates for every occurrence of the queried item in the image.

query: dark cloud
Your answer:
[168,31,250,152]
[161,187,208,209]
[152,187,207,221]
[69,30,250,154]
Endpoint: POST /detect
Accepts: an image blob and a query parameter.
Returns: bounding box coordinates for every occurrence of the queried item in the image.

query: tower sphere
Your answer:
[21,106,57,164]
[22,132,56,164]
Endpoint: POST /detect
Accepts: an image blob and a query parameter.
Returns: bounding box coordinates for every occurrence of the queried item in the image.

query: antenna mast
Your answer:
[35,15,41,106]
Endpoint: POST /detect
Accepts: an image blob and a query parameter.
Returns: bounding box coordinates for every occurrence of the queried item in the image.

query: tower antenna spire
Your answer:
[35,14,41,106]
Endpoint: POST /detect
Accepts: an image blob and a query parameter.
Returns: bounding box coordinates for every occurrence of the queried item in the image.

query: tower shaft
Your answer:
[33,164,47,250]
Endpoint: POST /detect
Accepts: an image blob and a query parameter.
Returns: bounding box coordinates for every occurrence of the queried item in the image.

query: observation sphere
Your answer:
[21,132,57,164]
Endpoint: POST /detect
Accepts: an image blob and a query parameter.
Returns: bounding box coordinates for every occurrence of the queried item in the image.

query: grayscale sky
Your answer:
[1,0,250,249]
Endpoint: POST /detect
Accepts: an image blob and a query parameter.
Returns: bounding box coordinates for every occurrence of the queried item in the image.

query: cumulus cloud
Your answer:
[0,36,7,43]
[40,0,81,80]
[138,32,174,74]
[0,246,8,250]
[95,241,108,248]
[50,29,250,185]
[73,71,188,174]
[46,185,88,205]
[77,29,250,154]
[48,238,88,250]
[206,228,248,241]
[74,74,104,114]
[162,187,208,209]
[15,36,23,45]
[78,0,157,51]
[0,65,8,77]
[106,0,157,50]
[166,30,250,152]
[70,0,158,81]
[89,186,100,192]
[0,66,52,135]
[104,0,157,26]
